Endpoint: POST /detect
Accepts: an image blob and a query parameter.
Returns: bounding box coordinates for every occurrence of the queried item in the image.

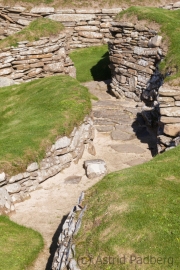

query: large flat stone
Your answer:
[48,14,95,22]
[111,130,135,140]
[95,125,114,132]
[84,159,107,179]
[160,116,180,124]
[160,107,180,117]
[164,123,180,137]
[64,175,82,184]
[111,144,146,154]
[159,86,180,97]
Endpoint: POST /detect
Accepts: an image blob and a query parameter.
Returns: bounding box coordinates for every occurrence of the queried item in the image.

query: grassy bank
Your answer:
[117,7,180,83]
[0,75,91,175]
[0,18,64,48]
[0,215,43,270]
[0,0,165,9]
[69,45,111,82]
[75,145,180,269]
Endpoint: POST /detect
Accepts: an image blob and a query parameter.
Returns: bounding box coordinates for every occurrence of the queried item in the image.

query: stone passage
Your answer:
[108,21,164,104]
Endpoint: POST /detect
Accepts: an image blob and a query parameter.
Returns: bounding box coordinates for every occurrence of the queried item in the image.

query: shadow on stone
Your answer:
[45,214,69,270]
[131,112,158,157]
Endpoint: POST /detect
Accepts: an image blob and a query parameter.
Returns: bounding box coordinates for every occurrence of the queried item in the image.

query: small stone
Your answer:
[64,176,82,184]
[148,35,162,47]
[0,172,6,183]
[5,183,21,194]
[54,136,71,150]
[27,162,39,172]
[84,159,107,179]
[87,141,96,156]
[164,123,180,137]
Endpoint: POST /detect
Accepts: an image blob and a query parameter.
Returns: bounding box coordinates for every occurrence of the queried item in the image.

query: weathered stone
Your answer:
[159,86,180,96]
[87,141,96,156]
[175,101,180,106]
[164,124,180,137]
[54,137,71,150]
[44,63,64,73]
[79,31,103,39]
[64,175,82,184]
[48,14,95,22]
[160,107,180,117]
[58,153,72,165]
[134,46,158,56]
[173,1,180,8]
[159,135,173,146]
[0,187,13,213]
[0,68,12,76]
[75,26,99,31]
[160,116,180,124]
[111,144,146,154]
[0,172,6,183]
[9,173,24,183]
[111,22,134,28]
[43,45,60,53]
[5,183,21,194]
[30,7,54,13]
[17,19,31,26]
[28,68,43,77]
[84,159,107,179]
[27,162,39,172]
[0,77,15,87]
[148,35,162,47]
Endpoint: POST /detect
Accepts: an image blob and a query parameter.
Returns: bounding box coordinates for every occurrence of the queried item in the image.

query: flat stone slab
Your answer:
[111,130,135,141]
[84,159,107,179]
[111,144,146,154]
[64,175,82,184]
[115,124,137,134]
[95,125,114,132]
[125,158,148,166]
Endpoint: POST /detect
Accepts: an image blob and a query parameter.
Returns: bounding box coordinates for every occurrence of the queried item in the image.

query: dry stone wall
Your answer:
[0,116,95,214]
[108,21,164,104]
[0,6,122,49]
[0,32,76,82]
[157,85,180,152]
[160,1,180,10]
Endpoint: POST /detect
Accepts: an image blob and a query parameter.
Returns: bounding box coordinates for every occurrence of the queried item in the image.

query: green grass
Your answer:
[0,75,91,175]
[0,215,43,270]
[117,7,180,83]
[69,45,111,82]
[0,18,64,48]
[75,145,180,270]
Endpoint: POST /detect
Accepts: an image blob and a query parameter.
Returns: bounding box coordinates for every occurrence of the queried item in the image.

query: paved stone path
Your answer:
[10,81,157,270]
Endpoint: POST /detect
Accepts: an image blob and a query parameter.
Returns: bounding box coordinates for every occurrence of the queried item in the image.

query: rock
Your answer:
[148,35,162,47]
[111,144,146,154]
[0,68,12,76]
[58,153,72,166]
[84,159,107,179]
[159,86,180,97]
[79,31,103,39]
[17,19,31,26]
[44,63,64,73]
[68,259,81,270]
[9,173,24,183]
[163,123,180,137]
[95,125,113,132]
[0,187,13,214]
[159,135,173,146]
[111,130,135,140]
[48,14,95,22]
[5,183,21,194]
[75,26,99,31]
[54,136,71,150]
[27,162,39,172]
[160,116,180,124]
[87,141,96,156]
[30,7,55,13]
[0,172,6,183]
[173,1,180,8]
[64,176,82,184]
[160,107,180,117]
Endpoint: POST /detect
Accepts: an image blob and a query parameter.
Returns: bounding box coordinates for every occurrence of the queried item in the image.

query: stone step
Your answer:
[94,125,114,132]
[111,144,146,154]
[111,130,136,140]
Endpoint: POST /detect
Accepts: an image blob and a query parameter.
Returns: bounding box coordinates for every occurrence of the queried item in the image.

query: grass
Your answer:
[0,0,166,9]
[69,45,111,82]
[0,18,64,48]
[75,145,180,269]
[0,215,43,270]
[117,7,180,83]
[0,75,91,175]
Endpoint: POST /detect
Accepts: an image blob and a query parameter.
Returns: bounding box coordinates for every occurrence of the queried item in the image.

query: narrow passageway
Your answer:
[11,80,156,270]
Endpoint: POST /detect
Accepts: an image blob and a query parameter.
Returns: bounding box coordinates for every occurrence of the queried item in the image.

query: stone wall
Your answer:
[0,116,95,214]
[0,6,122,49]
[157,85,180,152]
[160,1,180,10]
[108,21,164,104]
[0,32,76,82]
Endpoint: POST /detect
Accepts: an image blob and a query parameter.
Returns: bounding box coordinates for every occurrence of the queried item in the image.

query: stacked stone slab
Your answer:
[160,1,180,10]
[0,6,122,48]
[108,22,163,103]
[0,32,76,82]
[157,85,180,152]
[0,116,95,214]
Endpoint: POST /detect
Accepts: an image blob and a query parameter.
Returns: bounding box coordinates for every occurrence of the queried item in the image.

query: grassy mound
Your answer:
[0,215,43,270]
[75,145,180,269]
[117,7,180,83]
[0,18,64,48]
[0,75,91,175]
[69,45,111,82]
